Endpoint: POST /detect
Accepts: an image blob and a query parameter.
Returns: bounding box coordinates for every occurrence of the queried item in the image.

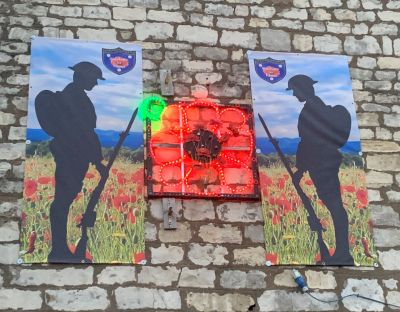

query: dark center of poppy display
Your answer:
[183,129,221,163]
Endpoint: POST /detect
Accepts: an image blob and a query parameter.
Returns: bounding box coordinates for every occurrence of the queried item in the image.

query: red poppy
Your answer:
[111,168,118,175]
[315,247,335,263]
[283,199,293,215]
[272,213,281,225]
[304,179,313,186]
[133,252,145,264]
[117,173,126,185]
[269,196,276,205]
[349,235,356,247]
[320,218,330,229]
[37,176,53,185]
[343,185,355,193]
[356,189,368,208]
[26,231,37,254]
[266,252,278,265]
[24,179,37,198]
[85,172,95,179]
[74,192,83,201]
[260,172,273,187]
[362,237,373,258]
[74,214,83,225]
[21,211,27,227]
[277,177,286,189]
[68,244,93,261]
[127,209,136,224]
[43,230,51,243]
[112,194,130,212]
[131,168,144,182]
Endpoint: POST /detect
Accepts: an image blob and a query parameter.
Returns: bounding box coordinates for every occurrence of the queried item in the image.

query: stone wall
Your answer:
[1,0,400,311]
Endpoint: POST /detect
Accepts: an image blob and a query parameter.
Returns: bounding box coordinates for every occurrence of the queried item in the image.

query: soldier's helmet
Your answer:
[68,62,105,80]
[286,74,317,91]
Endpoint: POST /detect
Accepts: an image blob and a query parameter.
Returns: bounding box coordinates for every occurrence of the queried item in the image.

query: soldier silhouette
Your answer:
[35,62,107,263]
[287,74,354,265]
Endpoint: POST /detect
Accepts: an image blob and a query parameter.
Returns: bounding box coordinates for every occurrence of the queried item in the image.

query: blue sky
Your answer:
[248,51,361,142]
[27,37,143,132]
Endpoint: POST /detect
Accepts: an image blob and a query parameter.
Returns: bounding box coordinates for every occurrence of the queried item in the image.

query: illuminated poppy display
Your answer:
[145,100,260,200]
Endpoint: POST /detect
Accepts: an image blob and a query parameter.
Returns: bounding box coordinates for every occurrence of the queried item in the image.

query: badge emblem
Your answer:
[254,57,286,84]
[102,48,136,75]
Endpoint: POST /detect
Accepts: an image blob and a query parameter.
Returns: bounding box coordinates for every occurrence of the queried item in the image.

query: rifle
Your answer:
[74,107,139,263]
[258,113,331,264]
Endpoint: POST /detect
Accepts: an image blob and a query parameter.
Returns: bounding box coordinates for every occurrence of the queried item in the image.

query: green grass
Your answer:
[260,164,376,266]
[21,156,146,264]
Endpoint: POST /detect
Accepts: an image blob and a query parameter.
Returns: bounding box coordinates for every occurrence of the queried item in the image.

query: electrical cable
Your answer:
[307,291,400,309]
[292,269,400,309]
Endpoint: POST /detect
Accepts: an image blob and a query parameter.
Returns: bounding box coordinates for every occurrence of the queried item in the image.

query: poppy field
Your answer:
[21,156,146,264]
[260,163,377,266]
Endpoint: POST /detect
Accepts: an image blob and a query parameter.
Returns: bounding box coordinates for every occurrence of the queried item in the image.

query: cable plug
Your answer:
[292,269,309,293]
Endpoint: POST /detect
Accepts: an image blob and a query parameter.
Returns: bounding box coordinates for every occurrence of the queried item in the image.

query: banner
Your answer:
[248,51,376,266]
[21,37,145,264]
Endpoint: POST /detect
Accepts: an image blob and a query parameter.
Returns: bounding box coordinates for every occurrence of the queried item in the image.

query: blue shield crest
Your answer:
[102,48,136,75]
[254,58,286,84]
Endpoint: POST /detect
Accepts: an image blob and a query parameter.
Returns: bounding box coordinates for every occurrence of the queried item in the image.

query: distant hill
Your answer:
[27,129,360,155]
[255,137,361,155]
[27,128,144,150]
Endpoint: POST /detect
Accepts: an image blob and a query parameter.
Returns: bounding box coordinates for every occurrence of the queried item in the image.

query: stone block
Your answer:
[83,6,111,19]
[150,243,184,264]
[387,190,400,202]
[305,271,337,289]
[314,35,342,53]
[13,3,48,16]
[373,228,400,247]
[378,57,400,69]
[183,199,215,221]
[0,244,18,264]
[97,267,135,284]
[135,22,173,40]
[138,266,180,286]
[178,268,215,288]
[187,292,255,312]
[205,3,234,16]
[0,220,19,242]
[244,224,264,243]
[221,270,266,289]
[216,17,245,29]
[46,287,109,311]
[216,202,262,222]
[176,25,218,45]
[342,279,384,311]
[115,286,181,310]
[188,243,228,265]
[220,30,257,49]
[148,10,185,22]
[233,246,265,266]
[379,249,400,270]
[77,28,117,41]
[367,154,400,171]
[159,221,191,242]
[128,0,158,8]
[366,170,393,187]
[258,290,338,311]
[199,224,242,243]
[250,6,275,18]
[260,29,290,51]
[344,36,382,55]
[362,140,400,153]
[0,289,42,310]
[293,34,313,51]
[274,270,298,287]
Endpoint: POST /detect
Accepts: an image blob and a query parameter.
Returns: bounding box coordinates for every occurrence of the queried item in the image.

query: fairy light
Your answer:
[147,99,260,199]
[138,95,166,121]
